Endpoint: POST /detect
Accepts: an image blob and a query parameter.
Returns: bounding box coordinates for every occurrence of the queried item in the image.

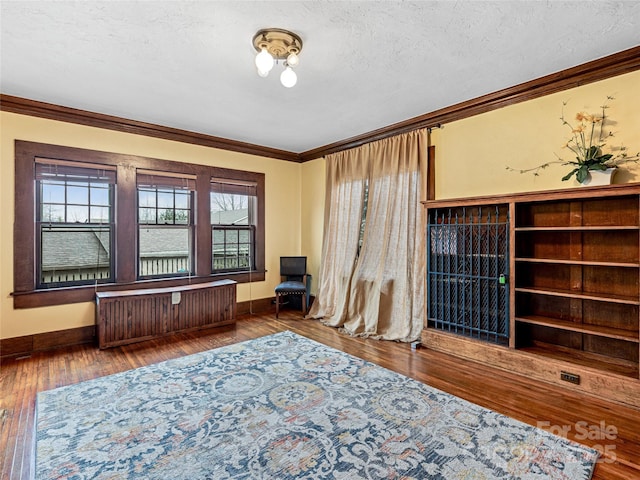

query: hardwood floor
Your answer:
[2,311,639,479]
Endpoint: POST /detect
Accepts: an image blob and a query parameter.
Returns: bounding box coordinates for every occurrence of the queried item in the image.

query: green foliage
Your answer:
[158,209,187,224]
[561,153,613,182]
[507,96,639,182]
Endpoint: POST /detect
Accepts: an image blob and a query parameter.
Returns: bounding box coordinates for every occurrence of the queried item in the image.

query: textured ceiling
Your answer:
[1,1,639,154]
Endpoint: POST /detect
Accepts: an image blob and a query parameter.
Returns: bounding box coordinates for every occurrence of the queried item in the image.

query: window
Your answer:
[358,179,369,255]
[35,160,115,288]
[211,179,257,272]
[14,141,265,308]
[137,172,195,278]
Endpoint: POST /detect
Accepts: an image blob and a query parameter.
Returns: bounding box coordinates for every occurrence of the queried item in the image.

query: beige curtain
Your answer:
[306,147,368,322]
[308,129,427,341]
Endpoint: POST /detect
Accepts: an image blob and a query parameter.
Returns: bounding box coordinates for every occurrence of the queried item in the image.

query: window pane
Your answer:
[138,186,192,227]
[67,205,89,223]
[210,192,249,225]
[67,185,88,204]
[90,186,110,206]
[175,191,189,209]
[212,226,253,271]
[157,209,176,224]
[138,190,156,208]
[40,226,111,285]
[225,245,238,261]
[240,255,251,268]
[41,183,65,203]
[157,190,174,209]
[41,204,65,222]
[139,227,191,276]
[139,207,157,224]
[174,209,189,225]
[90,206,110,223]
[37,175,114,287]
[226,230,238,243]
[212,246,224,269]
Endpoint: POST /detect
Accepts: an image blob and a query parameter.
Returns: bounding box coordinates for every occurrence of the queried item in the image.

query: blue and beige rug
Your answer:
[36,331,598,479]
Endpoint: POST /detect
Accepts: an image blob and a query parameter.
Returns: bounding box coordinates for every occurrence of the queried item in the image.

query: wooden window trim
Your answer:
[136,181,195,280]
[210,180,258,274]
[13,140,265,308]
[35,161,117,288]
[211,225,256,273]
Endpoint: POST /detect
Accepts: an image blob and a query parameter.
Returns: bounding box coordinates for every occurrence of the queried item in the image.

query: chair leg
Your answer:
[301,294,307,316]
[275,293,279,318]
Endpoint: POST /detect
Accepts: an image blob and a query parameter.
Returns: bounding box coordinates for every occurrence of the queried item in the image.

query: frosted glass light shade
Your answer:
[280,66,297,88]
[255,47,274,76]
[286,52,299,67]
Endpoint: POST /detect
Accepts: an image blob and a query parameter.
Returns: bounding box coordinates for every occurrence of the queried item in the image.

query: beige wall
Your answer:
[300,157,326,296]
[3,70,639,339]
[434,70,640,199]
[296,70,640,297]
[0,112,302,339]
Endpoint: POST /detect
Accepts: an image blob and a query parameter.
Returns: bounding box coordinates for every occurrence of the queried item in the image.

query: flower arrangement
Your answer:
[507,96,639,183]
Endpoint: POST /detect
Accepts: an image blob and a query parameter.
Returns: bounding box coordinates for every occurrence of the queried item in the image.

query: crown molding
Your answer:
[0,95,301,163]
[2,46,638,164]
[298,45,640,162]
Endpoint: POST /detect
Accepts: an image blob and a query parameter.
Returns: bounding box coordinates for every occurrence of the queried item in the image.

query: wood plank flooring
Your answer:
[2,312,639,479]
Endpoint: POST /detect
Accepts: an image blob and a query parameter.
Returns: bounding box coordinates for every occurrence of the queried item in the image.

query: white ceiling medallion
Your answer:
[252,28,302,88]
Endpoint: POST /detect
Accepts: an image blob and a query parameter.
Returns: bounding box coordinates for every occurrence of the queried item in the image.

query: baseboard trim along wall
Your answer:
[1,296,282,358]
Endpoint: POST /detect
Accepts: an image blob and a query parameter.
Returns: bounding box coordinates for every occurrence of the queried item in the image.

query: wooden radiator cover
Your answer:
[95,280,236,348]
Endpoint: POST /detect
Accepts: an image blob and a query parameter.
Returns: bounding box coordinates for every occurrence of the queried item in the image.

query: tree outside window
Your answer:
[36,161,115,287]
[137,175,195,278]
[211,180,256,272]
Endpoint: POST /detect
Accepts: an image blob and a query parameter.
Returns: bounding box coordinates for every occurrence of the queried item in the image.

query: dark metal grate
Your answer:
[427,205,510,345]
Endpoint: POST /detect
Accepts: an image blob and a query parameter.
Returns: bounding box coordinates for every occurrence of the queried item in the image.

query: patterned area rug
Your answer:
[36,331,598,479]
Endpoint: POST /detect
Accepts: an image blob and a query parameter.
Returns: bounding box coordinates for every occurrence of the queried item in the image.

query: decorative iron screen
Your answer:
[427,205,510,345]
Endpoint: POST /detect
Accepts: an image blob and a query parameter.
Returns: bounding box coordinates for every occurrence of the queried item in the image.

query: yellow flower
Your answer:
[507,96,639,181]
[576,112,602,123]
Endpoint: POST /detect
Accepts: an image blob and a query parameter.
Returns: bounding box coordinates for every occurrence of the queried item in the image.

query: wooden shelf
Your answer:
[515,257,640,268]
[516,315,640,343]
[514,193,640,380]
[515,226,639,231]
[428,188,640,384]
[515,286,640,305]
[520,342,639,379]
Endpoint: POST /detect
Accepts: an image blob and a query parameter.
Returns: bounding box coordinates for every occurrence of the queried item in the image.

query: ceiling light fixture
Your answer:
[252,28,303,88]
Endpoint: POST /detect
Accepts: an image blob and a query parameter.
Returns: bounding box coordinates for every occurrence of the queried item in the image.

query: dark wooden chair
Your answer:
[275,256,310,318]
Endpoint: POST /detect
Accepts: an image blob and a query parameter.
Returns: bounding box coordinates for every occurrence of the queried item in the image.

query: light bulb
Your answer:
[280,66,297,88]
[286,52,299,67]
[255,47,274,76]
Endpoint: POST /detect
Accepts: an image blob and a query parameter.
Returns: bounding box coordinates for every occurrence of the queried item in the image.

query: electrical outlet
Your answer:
[171,291,181,305]
[560,371,580,385]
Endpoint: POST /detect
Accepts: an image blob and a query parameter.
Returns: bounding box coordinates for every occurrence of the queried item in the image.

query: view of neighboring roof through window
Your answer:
[137,171,195,279]
[36,159,115,287]
[211,178,257,272]
[14,141,267,308]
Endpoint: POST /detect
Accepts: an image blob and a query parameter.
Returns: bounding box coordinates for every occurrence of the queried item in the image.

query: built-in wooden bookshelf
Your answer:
[513,193,640,379]
[423,184,640,407]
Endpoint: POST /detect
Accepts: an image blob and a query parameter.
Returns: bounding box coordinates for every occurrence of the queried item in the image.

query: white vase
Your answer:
[580,168,617,186]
